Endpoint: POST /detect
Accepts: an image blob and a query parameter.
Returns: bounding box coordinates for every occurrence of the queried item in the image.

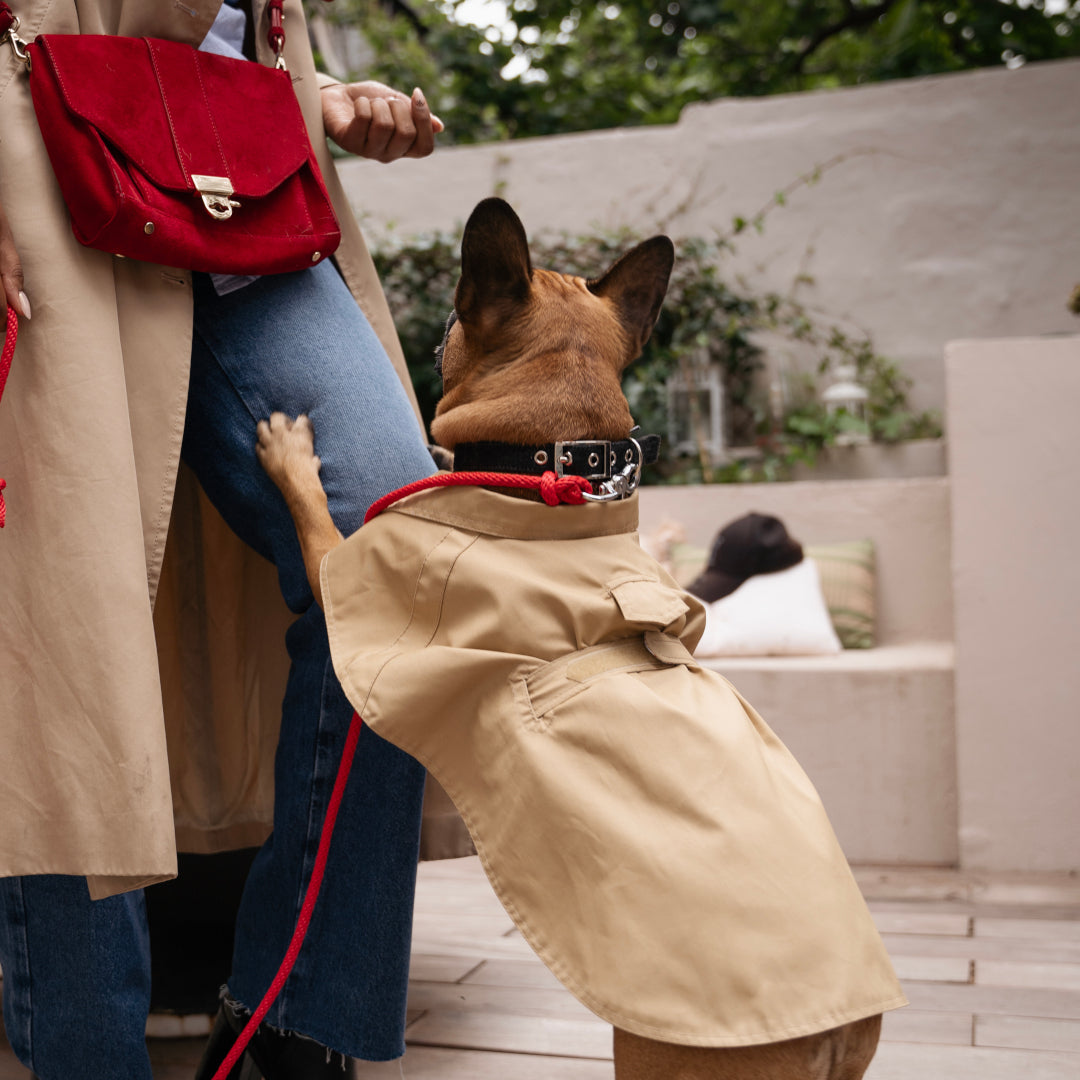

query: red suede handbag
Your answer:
[1,2,340,275]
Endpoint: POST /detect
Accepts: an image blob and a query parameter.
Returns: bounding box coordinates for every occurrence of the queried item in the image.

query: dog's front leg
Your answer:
[256,412,343,609]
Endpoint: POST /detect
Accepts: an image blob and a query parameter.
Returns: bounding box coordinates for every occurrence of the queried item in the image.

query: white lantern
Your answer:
[821,363,870,446]
[667,363,725,463]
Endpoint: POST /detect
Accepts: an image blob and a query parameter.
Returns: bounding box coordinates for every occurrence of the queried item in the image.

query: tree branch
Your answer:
[788,0,901,78]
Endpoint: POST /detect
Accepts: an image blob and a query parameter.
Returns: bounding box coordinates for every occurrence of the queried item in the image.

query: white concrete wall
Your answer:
[340,58,1080,418]
[946,335,1080,874]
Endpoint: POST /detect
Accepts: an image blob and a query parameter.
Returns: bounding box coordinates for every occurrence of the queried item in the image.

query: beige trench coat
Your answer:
[0,0,456,900]
[322,485,906,1046]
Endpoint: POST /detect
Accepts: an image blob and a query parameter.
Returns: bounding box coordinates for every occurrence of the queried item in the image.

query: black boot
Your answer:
[194,990,402,1079]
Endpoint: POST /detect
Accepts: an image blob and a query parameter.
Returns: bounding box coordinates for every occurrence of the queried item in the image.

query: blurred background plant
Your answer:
[306,0,1080,144]
[371,205,941,484]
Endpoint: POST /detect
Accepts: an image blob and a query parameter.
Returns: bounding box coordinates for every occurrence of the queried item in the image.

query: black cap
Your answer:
[687,512,804,602]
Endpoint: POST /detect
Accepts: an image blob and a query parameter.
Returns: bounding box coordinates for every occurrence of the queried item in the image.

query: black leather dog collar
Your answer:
[452,433,661,483]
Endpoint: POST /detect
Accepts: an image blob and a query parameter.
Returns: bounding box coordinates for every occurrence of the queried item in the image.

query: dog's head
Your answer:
[430,198,674,450]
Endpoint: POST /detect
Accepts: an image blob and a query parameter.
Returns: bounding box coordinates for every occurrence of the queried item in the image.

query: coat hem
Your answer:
[87,871,177,901]
[364,731,908,1049]
[473,817,909,1047]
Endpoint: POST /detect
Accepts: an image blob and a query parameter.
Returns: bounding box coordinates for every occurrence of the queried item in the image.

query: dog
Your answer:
[256,198,900,1079]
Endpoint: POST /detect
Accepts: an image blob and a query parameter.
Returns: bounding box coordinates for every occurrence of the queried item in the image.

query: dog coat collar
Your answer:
[452,433,661,483]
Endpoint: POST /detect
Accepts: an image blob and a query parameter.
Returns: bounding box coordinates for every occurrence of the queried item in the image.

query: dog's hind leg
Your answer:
[612,1014,882,1080]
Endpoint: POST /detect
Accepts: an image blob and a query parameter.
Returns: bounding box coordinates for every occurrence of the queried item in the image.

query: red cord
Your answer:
[0,306,17,528]
[212,466,591,1076]
[211,706,365,1079]
[364,469,592,524]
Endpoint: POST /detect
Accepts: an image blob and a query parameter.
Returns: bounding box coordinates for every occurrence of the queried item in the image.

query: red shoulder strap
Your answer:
[0,306,17,528]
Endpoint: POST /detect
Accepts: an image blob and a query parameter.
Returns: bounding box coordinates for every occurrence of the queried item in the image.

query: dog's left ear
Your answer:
[455,198,534,330]
[588,236,675,358]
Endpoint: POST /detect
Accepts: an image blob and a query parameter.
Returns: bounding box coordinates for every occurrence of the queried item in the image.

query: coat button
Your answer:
[144,222,155,234]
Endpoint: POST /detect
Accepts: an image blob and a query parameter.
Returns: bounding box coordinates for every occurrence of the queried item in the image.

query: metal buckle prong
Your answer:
[192,175,241,220]
[553,440,611,480]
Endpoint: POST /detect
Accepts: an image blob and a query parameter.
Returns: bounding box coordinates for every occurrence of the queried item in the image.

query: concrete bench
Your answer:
[638,478,957,866]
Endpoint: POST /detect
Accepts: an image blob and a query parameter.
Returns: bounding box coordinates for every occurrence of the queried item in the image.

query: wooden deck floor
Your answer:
[2,856,1080,1078]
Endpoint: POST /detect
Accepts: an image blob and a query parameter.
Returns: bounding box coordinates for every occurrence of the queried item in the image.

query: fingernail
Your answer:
[413,86,427,108]
[18,291,31,320]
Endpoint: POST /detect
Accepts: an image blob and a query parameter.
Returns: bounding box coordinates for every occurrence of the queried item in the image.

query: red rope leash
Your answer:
[213,465,590,1077]
[211,706,365,1079]
[0,306,18,528]
[364,468,593,524]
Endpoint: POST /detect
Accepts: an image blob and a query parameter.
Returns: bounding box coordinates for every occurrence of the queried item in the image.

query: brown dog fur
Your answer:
[256,198,883,1079]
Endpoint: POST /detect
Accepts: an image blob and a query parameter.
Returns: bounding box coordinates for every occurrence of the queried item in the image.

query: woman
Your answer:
[0,1,447,1076]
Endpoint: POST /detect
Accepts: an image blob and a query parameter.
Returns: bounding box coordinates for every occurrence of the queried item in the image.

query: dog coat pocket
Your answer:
[515,633,695,731]
[608,577,690,629]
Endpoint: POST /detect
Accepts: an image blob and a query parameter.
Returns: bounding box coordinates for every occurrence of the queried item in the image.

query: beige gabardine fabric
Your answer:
[0,0,445,899]
[322,486,907,1046]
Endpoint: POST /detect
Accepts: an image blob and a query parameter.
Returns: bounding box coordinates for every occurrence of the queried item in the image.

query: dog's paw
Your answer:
[256,412,322,491]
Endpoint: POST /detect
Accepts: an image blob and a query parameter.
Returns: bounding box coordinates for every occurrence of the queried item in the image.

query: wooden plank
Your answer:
[881,933,1080,964]
[403,1046,614,1079]
[406,1009,612,1060]
[461,958,566,991]
[865,1041,1080,1079]
[408,980,595,1021]
[977,961,1080,992]
[976,1014,1080,1054]
[880,1009,973,1046]
[901,981,1080,1021]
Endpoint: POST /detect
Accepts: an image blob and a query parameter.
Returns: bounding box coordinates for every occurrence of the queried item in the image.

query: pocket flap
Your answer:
[519,634,693,726]
[37,35,310,197]
[609,578,690,628]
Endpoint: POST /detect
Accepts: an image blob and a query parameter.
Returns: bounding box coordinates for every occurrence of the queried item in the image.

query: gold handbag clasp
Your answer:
[192,175,241,220]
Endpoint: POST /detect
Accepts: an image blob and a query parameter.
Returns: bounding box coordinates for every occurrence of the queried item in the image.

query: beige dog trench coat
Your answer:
[322,484,906,1046]
[0,0,467,899]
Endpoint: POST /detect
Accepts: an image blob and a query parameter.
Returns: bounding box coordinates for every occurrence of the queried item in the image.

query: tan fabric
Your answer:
[322,486,906,1046]
[0,0,442,898]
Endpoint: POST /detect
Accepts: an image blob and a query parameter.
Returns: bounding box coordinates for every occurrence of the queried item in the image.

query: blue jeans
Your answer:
[0,261,435,1077]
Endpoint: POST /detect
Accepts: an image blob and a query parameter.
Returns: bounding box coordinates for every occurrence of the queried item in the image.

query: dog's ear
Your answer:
[588,236,675,358]
[455,198,533,329]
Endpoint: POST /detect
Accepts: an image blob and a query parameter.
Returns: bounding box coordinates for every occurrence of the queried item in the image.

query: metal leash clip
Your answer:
[581,436,643,502]
[2,15,31,69]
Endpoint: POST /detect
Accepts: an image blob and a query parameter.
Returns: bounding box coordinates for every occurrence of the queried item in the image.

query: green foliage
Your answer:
[369,217,940,485]
[307,0,1080,142]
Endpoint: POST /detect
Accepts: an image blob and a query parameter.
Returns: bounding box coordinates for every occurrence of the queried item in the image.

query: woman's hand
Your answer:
[0,199,30,319]
[321,81,444,164]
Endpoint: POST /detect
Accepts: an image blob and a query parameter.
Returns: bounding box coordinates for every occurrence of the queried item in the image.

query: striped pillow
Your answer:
[804,539,877,649]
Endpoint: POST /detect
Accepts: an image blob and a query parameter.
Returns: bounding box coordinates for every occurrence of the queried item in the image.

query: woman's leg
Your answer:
[0,876,152,1080]
[181,262,435,1062]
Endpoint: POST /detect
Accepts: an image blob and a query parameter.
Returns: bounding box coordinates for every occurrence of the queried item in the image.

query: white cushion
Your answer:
[694,559,843,657]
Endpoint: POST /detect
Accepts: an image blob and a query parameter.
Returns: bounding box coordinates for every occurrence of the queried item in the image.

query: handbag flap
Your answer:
[36,35,311,198]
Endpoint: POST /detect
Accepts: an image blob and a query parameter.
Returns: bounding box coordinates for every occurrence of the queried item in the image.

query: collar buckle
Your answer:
[553,440,613,481]
[580,436,645,502]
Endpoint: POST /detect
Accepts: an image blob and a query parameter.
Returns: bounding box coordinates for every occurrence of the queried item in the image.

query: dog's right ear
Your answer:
[455,198,533,330]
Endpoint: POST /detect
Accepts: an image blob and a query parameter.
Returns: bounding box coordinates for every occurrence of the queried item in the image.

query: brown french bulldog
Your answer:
[256,197,882,1079]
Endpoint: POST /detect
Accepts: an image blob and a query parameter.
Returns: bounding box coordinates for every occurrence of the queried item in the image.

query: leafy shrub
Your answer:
[371,225,940,483]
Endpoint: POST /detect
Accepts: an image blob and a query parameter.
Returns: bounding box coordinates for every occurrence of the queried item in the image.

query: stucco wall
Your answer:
[340,58,1080,417]
[946,334,1080,874]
